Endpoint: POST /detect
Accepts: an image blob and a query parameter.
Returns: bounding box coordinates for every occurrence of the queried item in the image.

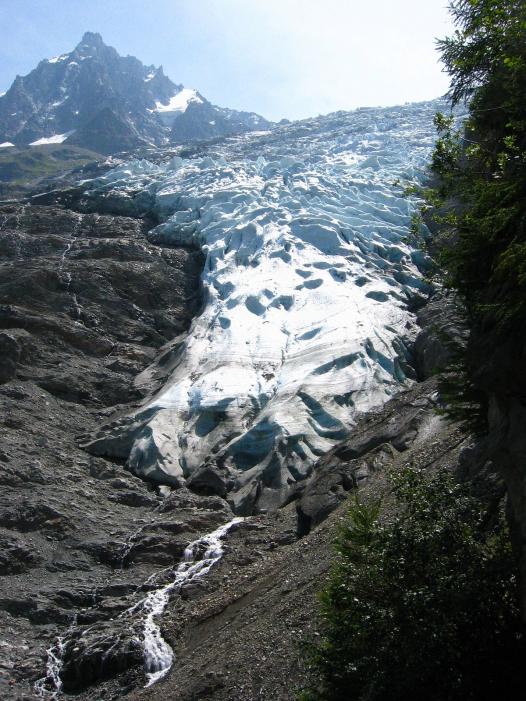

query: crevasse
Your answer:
[87,100,441,513]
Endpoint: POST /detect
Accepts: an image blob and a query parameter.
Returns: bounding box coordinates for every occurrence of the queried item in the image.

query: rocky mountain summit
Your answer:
[0,32,271,154]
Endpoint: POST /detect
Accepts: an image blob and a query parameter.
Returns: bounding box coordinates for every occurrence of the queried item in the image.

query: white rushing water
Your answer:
[34,638,65,699]
[34,519,242,695]
[128,517,243,686]
[118,523,147,569]
[86,99,442,512]
[58,212,82,321]
[34,615,78,699]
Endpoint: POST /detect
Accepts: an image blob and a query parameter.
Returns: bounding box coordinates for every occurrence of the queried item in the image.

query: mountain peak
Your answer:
[0,34,272,153]
[78,31,105,49]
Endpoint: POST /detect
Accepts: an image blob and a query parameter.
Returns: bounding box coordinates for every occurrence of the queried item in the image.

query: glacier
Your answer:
[85,100,441,513]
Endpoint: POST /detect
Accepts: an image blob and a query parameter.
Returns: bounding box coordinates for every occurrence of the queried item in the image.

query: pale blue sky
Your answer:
[0,0,454,121]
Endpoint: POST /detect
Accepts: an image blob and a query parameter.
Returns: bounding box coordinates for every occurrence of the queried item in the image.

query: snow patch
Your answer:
[152,88,204,126]
[47,54,69,64]
[154,88,202,114]
[0,142,15,148]
[29,131,75,146]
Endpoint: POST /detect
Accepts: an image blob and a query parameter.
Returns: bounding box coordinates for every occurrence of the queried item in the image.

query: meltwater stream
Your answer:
[34,616,77,699]
[34,518,242,695]
[133,516,243,686]
[34,638,65,699]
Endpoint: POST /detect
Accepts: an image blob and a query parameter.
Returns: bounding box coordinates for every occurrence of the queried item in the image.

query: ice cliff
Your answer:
[85,100,441,513]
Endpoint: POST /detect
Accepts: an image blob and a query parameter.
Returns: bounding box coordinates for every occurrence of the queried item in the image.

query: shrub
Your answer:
[301,467,525,701]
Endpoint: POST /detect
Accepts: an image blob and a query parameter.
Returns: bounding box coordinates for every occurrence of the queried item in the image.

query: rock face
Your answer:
[295,377,442,535]
[0,32,271,154]
[171,100,270,143]
[0,203,203,404]
[0,198,207,699]
[461,329,526,619]
[413,292,467,379]
[80,100,443,513]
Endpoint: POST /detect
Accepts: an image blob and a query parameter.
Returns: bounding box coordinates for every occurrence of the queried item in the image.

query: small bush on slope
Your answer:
[300,467,525,701]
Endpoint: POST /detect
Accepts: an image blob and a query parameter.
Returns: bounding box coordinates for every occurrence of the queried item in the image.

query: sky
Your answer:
[0,0,454,121]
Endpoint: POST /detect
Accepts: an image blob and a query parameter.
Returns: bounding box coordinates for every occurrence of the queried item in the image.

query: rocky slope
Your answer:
[0,32,271,154]
[0,217,468,697]
[125,386,468,701]
[0,199,205,698]
[0,318,468,701]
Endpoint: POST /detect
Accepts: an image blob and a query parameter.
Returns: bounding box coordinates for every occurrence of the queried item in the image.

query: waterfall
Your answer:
[33,518,242,695]
[134,517,243,686]
[58,212,82,321]
[33,615,77,698]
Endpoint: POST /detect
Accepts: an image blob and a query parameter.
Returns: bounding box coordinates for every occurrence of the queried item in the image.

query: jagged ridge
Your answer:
[0,32,271,154]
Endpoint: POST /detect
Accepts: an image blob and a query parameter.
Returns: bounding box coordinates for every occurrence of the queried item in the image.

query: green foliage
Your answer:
[437,0,526,106]
[416,0,526,427]
[431,112,463,192]
[301,468,525,701]
[428,0,526,332]
[435,341,489,434]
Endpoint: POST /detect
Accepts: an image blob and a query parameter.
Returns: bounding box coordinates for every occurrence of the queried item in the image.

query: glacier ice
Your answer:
[86,100,442,513]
